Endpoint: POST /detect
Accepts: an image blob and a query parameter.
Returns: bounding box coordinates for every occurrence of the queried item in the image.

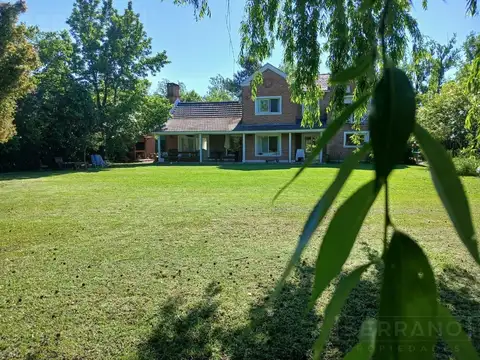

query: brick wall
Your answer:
[326,124,369,161]
[242,70,298,125]
[166,135,178,150]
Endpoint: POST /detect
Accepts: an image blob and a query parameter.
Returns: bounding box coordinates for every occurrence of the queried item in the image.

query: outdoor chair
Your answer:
[54,157,65,169]
[167,149,179,162]
[91,154,109,168]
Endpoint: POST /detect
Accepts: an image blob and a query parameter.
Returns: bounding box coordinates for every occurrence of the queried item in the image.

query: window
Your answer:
[344,131,370,148]
[255,134,281,156]
[178,135,198,152]
[255,96,282,115]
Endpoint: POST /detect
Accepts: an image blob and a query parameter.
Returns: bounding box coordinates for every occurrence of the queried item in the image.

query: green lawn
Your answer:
[1,164,480,359]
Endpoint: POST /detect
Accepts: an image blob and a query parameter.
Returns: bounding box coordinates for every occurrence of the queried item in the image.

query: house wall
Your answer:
[242,69,299,125]
[144,137,156,155]
[166,135,178,150]
[326,124,369,161]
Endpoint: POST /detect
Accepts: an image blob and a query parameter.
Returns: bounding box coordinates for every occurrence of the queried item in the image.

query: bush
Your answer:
[452,156,480,177]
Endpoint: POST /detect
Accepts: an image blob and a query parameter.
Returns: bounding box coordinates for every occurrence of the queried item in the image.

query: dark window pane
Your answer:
[270,98,279,113]
[269,136,278,152]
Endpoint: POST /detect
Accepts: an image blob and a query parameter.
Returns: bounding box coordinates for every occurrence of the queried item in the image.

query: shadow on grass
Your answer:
[138,246,480,360]
[137,265,320,360]
[0,162,158,181]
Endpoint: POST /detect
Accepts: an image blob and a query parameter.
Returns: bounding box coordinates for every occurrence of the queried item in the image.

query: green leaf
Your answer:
[369,67,416,188]
[274,92,371,201]
[437,303,480,360]
[414,123,479,264]
[343,319,377,360]
[374,231,437,360]
[274,145,371,295]
[310,180,379,307]
[313,263,372,360]
[330,53,375,84]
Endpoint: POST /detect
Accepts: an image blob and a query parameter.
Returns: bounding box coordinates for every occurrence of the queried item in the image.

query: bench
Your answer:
[265,158,280,164]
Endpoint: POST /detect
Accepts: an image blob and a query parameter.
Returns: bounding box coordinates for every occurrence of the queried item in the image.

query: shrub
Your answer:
[452,156,480,177]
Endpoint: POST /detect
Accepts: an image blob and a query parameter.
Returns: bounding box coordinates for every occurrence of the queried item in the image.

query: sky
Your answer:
[20,0,480,95]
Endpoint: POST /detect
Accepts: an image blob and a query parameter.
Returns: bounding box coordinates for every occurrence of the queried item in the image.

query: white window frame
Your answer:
[255,134,282,157]
[255,96,282,115]
[343,131,370,148]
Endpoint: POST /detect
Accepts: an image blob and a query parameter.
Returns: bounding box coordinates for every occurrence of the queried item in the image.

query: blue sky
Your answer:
[21,0,480,95]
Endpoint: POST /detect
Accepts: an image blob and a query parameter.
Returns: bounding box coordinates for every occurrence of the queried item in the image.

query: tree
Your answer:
[138,94,171,134]
[0,1,38,143]
[403,34,460,96]
[417,81,475,152]
[426,34,461,93]
[182,89,203,102]
[0,29,97,170]
[460,32,480,151]
[204,74,235,101]
[67,0,169,159]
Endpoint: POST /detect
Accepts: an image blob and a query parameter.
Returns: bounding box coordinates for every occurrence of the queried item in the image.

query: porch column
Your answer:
[157,135,162,163]
[199,134,203,163]
[288,133,292,163]
[319,132,323,163]
[242,133,246,163]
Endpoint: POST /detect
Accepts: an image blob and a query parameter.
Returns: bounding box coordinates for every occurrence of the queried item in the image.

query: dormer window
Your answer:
[255,96,282,115]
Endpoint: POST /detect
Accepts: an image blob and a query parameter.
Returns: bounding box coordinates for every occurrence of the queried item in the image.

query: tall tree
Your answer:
[67,0,168,159]
[0,1,38,143]
[427,34,461,93]
[204,74,235,101]
[0,29,97,170]
[138,94,171,134]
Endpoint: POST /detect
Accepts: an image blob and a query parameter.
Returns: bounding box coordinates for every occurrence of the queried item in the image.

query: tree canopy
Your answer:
[0,1,38,143]
[67,0,169,158]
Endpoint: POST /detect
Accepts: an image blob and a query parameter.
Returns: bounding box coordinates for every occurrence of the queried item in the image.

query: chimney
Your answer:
[167,83,180,103]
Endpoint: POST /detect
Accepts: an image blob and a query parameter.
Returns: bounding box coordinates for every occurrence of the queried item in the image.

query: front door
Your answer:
[302,134,322,162]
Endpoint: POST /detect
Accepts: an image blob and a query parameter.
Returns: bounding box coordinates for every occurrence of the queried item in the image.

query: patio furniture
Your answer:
[296,149,305,162]
[167,149,179,162]
[265,158,280,163]
[91,154,109,168]
[208,151,223,162]
[54,157,75,169]
[178,151,199,162]
[223,153,236,162]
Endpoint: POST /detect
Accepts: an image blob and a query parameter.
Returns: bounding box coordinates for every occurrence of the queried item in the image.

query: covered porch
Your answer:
[155,130,324,164]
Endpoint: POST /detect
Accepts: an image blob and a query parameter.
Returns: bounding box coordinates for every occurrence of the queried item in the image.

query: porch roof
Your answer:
[155,119,325,134]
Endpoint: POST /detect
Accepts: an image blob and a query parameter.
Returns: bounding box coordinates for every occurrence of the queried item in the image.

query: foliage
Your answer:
[204,74,236,101]
[67,0,168,160]
[0,29,97,170]
[138,94,171,134]
[417,81,475,153]
[182,89,203,102]
[0,1,39,143]
[452,155,480,177]
[404,35,460,95]
[461,32,480,150]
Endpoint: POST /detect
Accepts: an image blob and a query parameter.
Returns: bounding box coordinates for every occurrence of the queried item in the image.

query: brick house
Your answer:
[154,63,369,163]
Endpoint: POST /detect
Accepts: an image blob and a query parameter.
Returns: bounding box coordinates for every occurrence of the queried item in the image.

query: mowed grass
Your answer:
[1,164,480,359]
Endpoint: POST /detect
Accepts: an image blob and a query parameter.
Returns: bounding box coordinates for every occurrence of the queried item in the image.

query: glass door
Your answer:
[303,134,322,162]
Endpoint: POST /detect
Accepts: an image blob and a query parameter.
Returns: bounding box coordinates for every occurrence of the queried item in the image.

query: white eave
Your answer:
[240,63,287,87]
